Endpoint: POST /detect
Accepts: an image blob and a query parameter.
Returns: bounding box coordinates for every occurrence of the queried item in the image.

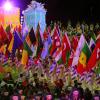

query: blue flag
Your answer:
[12,31,23,54]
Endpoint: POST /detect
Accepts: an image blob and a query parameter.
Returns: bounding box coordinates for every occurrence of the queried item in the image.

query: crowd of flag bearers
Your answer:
[0,21,100,99]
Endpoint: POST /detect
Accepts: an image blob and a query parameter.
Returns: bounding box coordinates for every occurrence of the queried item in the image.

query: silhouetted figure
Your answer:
[84,88,93,100]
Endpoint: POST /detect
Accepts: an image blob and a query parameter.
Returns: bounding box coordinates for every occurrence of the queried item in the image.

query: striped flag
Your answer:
[72,34,85,67]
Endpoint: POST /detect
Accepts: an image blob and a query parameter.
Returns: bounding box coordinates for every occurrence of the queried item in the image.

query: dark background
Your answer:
[1,0,100,26]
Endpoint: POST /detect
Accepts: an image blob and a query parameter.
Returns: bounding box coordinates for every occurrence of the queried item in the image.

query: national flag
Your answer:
[36,24,43,57]
[5,24,11,33]
[43,28,48,40]
[11,31,23,54]
[21,41,33,65]
[41,40,49,59]
[96,34,100,43]
[29,27,36,45]
[47,30,52,46]
[41,29,51,59]
[0,44,7,54]
[22,22,29,41]
[72,34,85,67]
[49,61,57,74]
[55,24,60,36]
[8,31,23,55]
[53,46,62,62]
[0,25,8,43]
[8,36,14,53]
[5,25,13,42]
[77,42,91,74]
[89,38,95,52]
[68,49,74,67]
[7,31,13,42]
[87,40,100,71]
[62,33,71,64]
[70,66,78,80]
[90,32,96,42]
[50,26,61,55]
[72,36,78,51]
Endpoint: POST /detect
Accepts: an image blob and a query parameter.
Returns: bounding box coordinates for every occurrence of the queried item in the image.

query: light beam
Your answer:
[3,1,13,11]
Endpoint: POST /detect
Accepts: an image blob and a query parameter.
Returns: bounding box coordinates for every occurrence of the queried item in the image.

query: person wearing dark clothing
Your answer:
[93,90,100,100]
[84,88,93,100]
[78,84,84,99]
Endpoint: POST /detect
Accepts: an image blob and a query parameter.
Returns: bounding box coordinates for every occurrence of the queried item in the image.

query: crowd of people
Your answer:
[0,63,100,100]
[0,21,100,100]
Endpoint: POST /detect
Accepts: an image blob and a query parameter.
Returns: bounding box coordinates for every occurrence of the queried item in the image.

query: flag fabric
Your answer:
[36,24,43,57]
[89,38,95,52]
[53,46,62,62]
[8,36,14,53]
[90,32,96,42]
[0,25,8,43]
[41,29,50,59]
[13,31,23,53]
[8,31,23,54]
[72,34,85,67]
[5,25,11,33]
[47,30,52,46]
[50,27,61,55]
[5,25,12,42]
[68,49,74,67]
[87,40,100,71]
[72,36,78,51]
[7,31,13,42]
[41,40,49,59]
[62,33,71,64]
[29,27,36,45]
[49,61,57,74]
[86,72,93,85]
[77,42,91,74]
[70,66,78,80]
[21,41,33,65]
[22,23,29,42]
[0,44,7,54]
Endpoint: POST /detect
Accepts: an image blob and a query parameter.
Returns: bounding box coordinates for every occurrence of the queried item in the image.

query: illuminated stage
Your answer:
[0,1,20,28]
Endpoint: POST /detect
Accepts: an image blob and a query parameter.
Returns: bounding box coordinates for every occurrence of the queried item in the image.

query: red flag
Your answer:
[87,40,100,71]
[43,28,48,40]
[68,49,74,67]
[0,25,8,43]
[62,33,71,64]
[72,36,78,51]
[50,27,61,55]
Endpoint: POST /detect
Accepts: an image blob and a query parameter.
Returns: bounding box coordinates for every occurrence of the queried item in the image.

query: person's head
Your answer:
[94,90,99,95]
[85,88,90,92]
[72,90,79,100]
[74,80,78,87]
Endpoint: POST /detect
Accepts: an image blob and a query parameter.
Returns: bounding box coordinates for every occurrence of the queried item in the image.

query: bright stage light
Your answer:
[3,1,13,11]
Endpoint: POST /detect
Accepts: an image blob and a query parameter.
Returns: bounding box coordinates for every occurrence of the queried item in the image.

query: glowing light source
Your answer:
[3,1,13,11]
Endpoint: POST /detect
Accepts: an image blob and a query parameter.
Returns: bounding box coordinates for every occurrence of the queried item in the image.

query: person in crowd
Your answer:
[84,88,93,100]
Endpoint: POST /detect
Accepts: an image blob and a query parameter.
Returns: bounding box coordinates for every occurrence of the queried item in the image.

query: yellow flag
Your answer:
[0,44,7,54]
[21,50,28,65]
[79,52,87,67]
[8,36,14,53]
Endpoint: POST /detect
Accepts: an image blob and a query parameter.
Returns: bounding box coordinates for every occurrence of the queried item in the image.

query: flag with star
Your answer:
[77,42,91,74]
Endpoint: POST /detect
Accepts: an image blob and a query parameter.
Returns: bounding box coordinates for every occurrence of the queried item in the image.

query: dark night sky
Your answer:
[0,0,100,25]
